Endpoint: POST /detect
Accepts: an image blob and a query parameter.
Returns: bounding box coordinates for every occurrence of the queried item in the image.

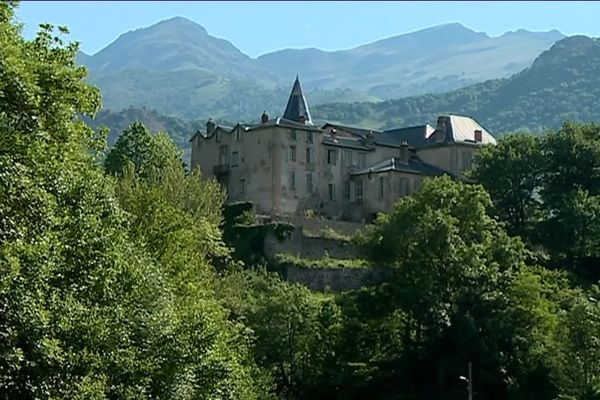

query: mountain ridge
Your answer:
[80,17,565,121]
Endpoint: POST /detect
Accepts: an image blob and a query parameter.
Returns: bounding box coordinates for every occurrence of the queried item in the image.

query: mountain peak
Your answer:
[152,16,207,33]
[530,35,599,71]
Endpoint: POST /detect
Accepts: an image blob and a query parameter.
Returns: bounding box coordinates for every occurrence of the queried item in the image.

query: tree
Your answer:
[357,176,560,399]
[468,133,544,241]
[0,3,264,398]
[217,270,342,399]
[540,122,600,280]
[104,122,182,179]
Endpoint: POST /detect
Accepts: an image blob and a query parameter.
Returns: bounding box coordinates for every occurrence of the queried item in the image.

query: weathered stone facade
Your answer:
[190,77,496,222]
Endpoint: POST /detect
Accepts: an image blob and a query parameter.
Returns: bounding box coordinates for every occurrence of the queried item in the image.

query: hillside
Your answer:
[81,18,562,120]
[257,23,563,98]
[313,36,600,134]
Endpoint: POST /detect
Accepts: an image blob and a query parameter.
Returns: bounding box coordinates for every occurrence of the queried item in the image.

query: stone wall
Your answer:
[282,264,389,291]
[269,214,365,237]
[264,227,360,261]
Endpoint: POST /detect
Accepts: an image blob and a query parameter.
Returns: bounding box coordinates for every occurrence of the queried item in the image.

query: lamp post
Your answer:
[459,361,473,400]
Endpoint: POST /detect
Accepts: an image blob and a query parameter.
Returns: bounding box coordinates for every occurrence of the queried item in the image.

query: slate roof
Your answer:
[282,76,313,125]
[322,136,373,151]
[352,156,448,177]
[379,124,435,147]
[321,123,382,138]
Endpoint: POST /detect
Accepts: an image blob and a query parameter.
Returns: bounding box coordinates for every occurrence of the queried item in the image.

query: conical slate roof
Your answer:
[282,75,312,125]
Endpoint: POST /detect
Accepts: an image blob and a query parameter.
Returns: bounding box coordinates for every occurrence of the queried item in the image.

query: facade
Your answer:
[190,77,496,222]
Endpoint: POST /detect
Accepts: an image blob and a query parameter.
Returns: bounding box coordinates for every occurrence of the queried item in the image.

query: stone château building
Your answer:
[190,77,496,222]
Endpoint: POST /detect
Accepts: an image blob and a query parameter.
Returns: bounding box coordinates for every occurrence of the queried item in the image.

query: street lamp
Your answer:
[459,362,473,400]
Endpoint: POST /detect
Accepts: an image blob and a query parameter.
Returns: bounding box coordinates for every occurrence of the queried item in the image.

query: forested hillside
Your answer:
[314,35,600,134]
[78,17,560,120]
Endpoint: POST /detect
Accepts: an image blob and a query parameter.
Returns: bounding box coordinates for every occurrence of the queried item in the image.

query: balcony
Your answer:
[213,164,230,176]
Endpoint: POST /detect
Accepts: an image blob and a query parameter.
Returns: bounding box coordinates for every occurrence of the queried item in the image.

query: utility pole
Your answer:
[459,361,473,400]
[468,361,473,400]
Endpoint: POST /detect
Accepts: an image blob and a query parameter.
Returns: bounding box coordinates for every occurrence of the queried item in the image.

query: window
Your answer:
[413,178,421,192]
[219,145,228,165]
[289,130,297,141]
[328,183,336,201]
[289,171,296,190]
[216,131,221,143]
[240,179,246,195]
[462,151,472,171]
[236,129,242,141]
[399,177,409,196]
[231,151,239,167]
[327,149,337,165]
[356,181,363,204]
[306,147,313,164]
[343,181,351,199]
[288,145,297,162]
[379,176,385,200]
[343,150,353,167]
[358,152,367,168]
[306,172,314,193]
[306,131,314,143]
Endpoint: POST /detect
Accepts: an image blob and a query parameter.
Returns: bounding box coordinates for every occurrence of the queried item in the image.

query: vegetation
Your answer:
[2,3,600,400]
[314,36,600,134]
[274,253,369,269]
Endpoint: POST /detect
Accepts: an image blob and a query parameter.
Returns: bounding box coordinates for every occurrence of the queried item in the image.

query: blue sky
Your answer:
[15,1,600,58]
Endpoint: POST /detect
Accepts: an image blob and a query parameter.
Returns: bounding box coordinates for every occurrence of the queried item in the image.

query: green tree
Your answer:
[468,133,543,240]
[104,122,182,179]
[218,270,342,399]
[0,3,264,398]
[356,176,560,399]
[540,122,600,280]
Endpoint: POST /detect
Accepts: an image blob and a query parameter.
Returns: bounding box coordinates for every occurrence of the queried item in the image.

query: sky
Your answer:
[14,1,600,58]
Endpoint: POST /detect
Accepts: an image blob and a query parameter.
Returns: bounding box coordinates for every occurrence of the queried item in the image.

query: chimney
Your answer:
[435,116,447,143]
[261,111,269,124]
[366,130,374,146]
[399,140,409,164]
[474,129,483,142]
[206,118,216,135]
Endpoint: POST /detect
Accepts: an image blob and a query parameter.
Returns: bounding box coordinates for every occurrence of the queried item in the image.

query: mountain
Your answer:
[257,23,563,98]
[312,36,600,135]
[80,18,563,121]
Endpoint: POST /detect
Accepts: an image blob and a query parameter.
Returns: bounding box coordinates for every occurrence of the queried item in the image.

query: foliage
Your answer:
[104,121,182,179]
[314,36,600,135]
[217,270,342,399]
[467,133,544,239]
[0,4,266,398]
[274,253,369,269]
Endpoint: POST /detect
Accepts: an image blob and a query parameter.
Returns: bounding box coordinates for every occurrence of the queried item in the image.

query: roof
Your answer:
[378,124,435,148]
[282,76,313,125]
[190,117,321,142]
[321,123,382,138]
[352,156,448,177]
[246,117,321,132]
[322,136,374,151]
[426,114,496,146]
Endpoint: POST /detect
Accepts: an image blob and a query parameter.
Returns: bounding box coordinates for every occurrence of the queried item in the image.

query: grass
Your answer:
[274,253,369,269]
[300,227,354,242]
